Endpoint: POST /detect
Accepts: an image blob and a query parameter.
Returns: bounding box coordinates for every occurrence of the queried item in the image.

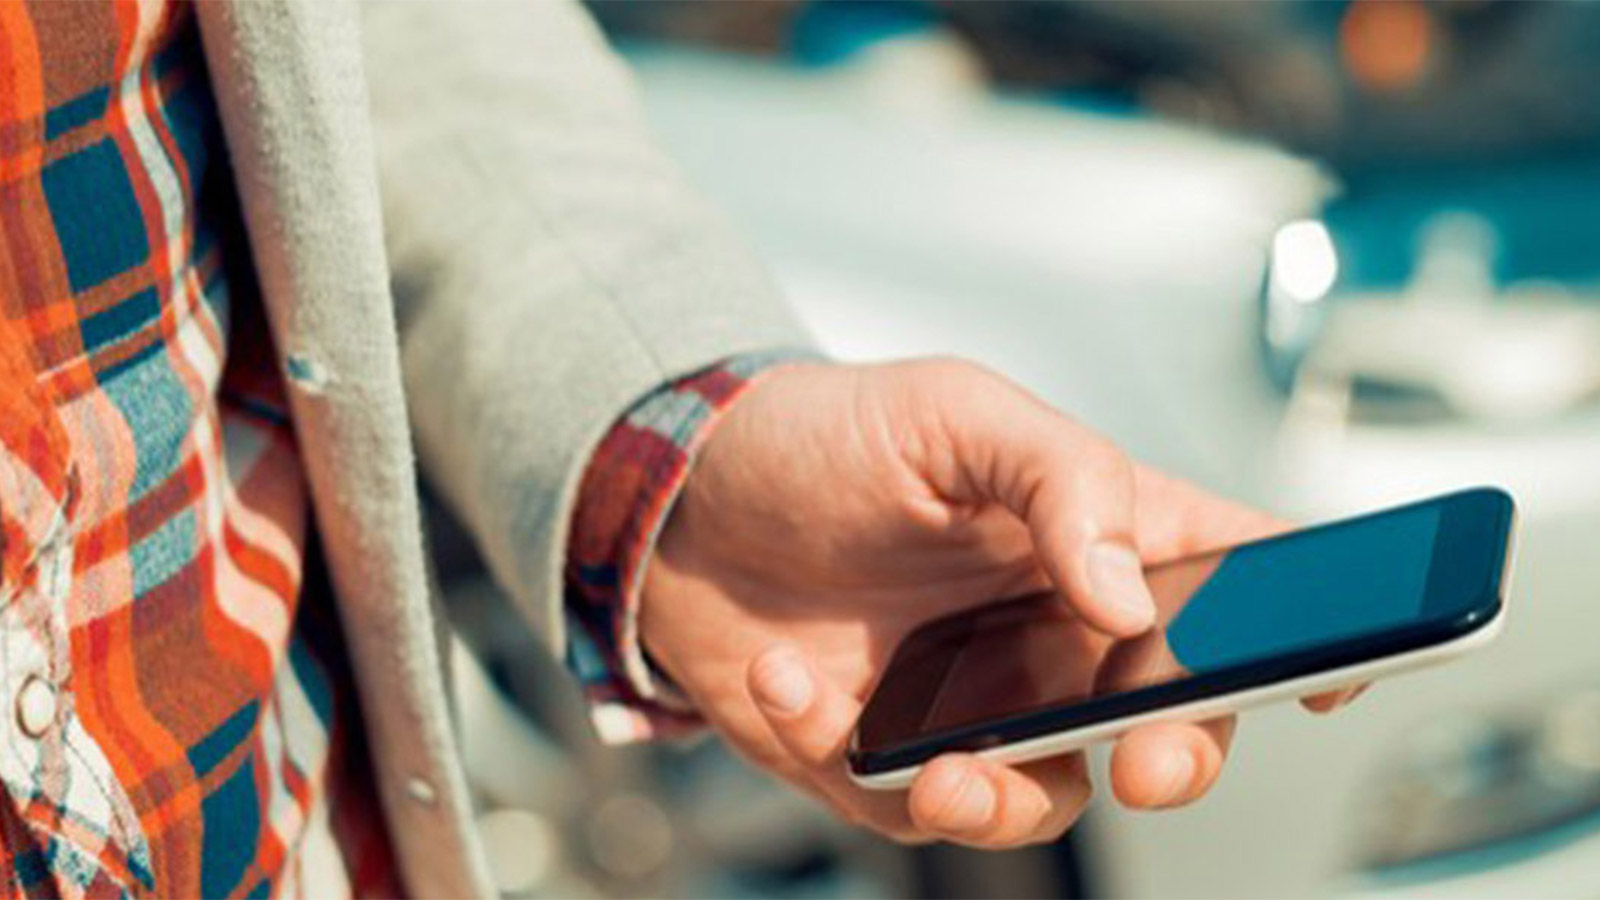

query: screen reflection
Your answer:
[880,503,1443,742]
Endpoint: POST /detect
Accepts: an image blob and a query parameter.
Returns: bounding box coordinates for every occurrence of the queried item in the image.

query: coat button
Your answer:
[17,676,57,738]
[406,776,437,805]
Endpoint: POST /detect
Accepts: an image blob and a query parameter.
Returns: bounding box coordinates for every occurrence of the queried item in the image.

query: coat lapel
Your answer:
[192,1,491,895]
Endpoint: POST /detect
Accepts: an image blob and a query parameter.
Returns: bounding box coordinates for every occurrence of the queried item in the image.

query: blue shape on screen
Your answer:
[1167,504,1441,673]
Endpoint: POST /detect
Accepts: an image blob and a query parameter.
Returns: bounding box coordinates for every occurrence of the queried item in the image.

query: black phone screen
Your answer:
[851,489,1512,775]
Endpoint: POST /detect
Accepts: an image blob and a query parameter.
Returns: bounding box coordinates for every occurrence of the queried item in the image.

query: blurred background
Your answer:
[440,1,1600,897]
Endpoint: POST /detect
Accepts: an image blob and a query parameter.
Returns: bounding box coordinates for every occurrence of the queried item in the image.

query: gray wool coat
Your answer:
[192,0,809,894]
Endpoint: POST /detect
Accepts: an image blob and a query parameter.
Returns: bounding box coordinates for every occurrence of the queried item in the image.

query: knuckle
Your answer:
[1056,442,1136,541]
[1073,434,1133,487]
[902,357,1009,412]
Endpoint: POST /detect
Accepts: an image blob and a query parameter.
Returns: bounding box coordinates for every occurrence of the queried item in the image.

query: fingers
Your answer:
[1093,637,1234,811]
[1123,465,1371,719]
[925,364,1153,637]
[748,643,860,768]
[908,753,1091,848]
[1110,718,1235,809]
[1005,429,1154,637]
[750,642,1093,848]
[749,643,926,839]
[1094,627,1185,697]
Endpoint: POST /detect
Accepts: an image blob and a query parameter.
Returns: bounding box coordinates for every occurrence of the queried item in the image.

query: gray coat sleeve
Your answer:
[358,0,813,654]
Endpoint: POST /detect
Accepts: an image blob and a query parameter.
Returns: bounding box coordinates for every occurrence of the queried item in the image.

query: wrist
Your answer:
[637,360,822,677]
[569,353,821,732]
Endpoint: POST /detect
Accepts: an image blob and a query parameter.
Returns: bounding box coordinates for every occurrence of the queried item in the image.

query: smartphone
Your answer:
[848,487,1516,789]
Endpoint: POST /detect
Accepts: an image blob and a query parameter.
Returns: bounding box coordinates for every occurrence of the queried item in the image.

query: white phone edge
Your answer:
[847,608,1506,790]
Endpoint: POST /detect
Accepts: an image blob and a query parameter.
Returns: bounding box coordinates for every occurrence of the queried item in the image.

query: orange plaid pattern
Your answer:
[3,1,758,894]
[0,2,391,896]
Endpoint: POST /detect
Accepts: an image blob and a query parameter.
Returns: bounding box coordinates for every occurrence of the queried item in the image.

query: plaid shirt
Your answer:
[0,1,400,896]
[2,0,778,894]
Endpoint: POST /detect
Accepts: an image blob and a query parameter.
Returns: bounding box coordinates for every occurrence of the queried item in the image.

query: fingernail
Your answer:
[1087,541,1156,630]
[752,646,813,716]
[1154,750,1197,807]
[934,767,997,832]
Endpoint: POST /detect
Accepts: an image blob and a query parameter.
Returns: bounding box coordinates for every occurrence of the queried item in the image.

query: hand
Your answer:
[640,359,1357,847]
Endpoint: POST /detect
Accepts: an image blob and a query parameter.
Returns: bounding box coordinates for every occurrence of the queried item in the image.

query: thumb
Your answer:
[748,643,861,770]
[925,364,1155,636]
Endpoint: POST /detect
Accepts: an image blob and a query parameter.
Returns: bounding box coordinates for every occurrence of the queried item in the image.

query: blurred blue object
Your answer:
[1331,154,1600,290]
[1258,151,1600,396]
[788,1,939,67]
